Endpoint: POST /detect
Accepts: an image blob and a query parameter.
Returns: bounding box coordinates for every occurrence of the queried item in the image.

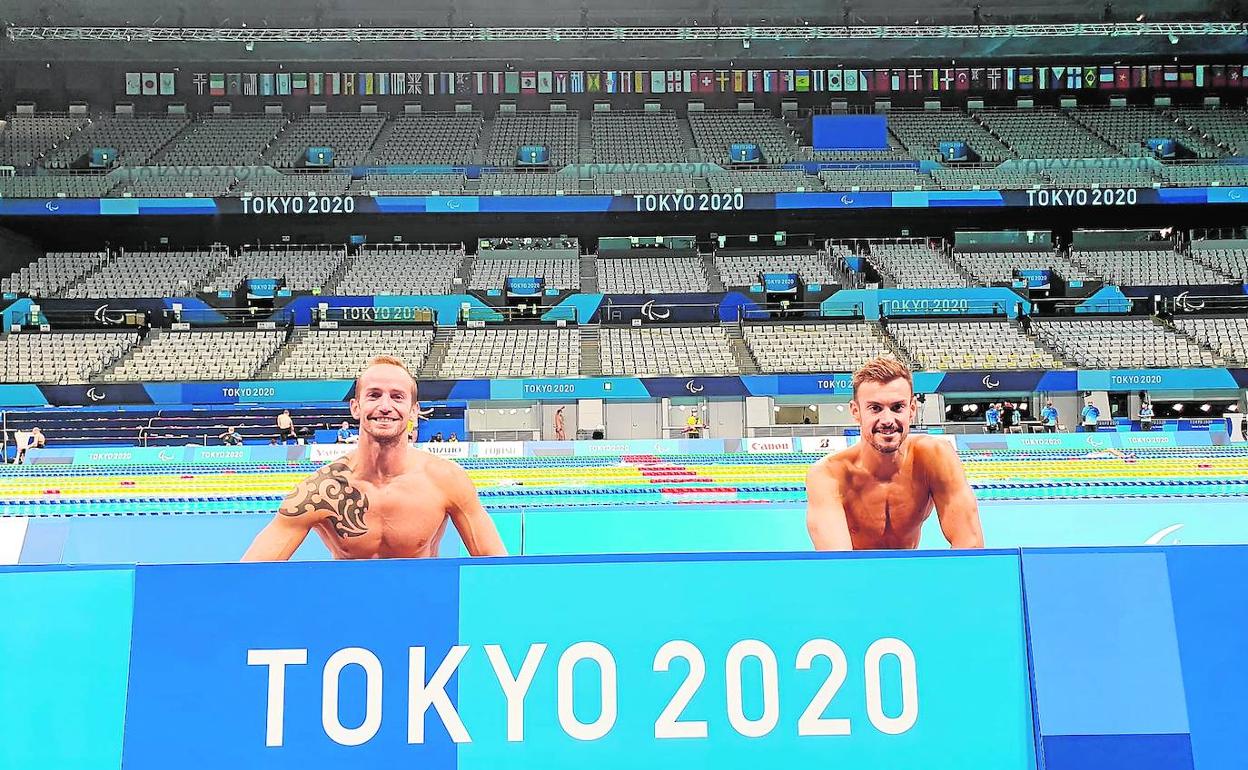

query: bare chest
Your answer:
[316,479,451,559]
[840,473,934,549]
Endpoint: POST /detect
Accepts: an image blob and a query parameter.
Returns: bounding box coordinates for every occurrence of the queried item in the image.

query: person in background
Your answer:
[1139,399,1154,432]
[1001,401,1017,433]
[1079,399,1101,433]
[1040,400,1059,433]
[336,421,357,444]
[276,409,295,444]
[431,432,444,443]
[219,426,244,446]
[13,427,45,464]
[448,433,460,443]
[554,406,567,441]
[984,403,1001,434]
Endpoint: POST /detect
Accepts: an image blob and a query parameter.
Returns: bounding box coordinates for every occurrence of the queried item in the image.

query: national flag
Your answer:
[1195,65,1207,87]
[1097,66,1114,89]
[1115,66,1129,89]
[716,70,730,92]
[970,68,985,91]
[407,72,423,95]
[862,70,876,91]
[570,70,585,93]
[891,69,905,92]
[616,71,630,93]
[276,73,291,96]
[292,73,308,95]
[505,71,521,94]
[538,71,553,94]
[439,73,454,95]
[762,70,776,92]
[1148,65,1162,88]
[555,71,569,94]
[126,72,142,95]
[1005,68,1016,90]
[1067,68,1082,89]
[143,72,159,96]
[953,68,969,91]
[225,73,240,96]
[361,73,373,96]
[748,70,762,92]
[1212,65,1227,88]
[310,73,323,96]
[424,73,437,94]
[377,73,389,96]
[682,70,695,92]
[667,70,683,93]
[490,72,504,94]
[843,69,858,91]
[587,71,601,92]
[826,69,841,92]
[1229,66,1242,88]
[635,71,647,93]
[208,73,225,96]
[987,68,1002,90]
[1131,66,1147,89]
[812,69,826,92]
[1050,67,1066,89]
[521,71,537,94]
[342,72,355,95]
[1178,65,1195,88]
[733,70,746,92]
[161,72,178,96]
[606,71,620,93]
[908,69,924,91]
[1164,65,1179,87]
[471,71,485,95]
[928,69,941,91]
[700,70,716,93]
[1018,67,1034,90]
[1240,65,1248,87]
[1036,68,1048,89]
[455,72,470,94]
[326,73,339,95]
[243,73,258,96]
[651,70,666,94]
[796,69,811,92]
[779,70,793,92]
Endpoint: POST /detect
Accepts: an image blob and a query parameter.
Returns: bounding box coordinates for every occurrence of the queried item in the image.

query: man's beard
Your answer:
[867,426,905,454]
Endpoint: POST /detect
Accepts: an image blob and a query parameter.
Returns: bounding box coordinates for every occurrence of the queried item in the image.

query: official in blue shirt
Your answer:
[1139,400,1154,431]
[1079,400,1101,433]
[985,403,1002,433]
[336,421,357,444]
[1040,401,1059,433]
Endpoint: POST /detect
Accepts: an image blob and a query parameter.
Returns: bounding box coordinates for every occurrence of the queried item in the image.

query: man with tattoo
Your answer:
[242,355,508,560]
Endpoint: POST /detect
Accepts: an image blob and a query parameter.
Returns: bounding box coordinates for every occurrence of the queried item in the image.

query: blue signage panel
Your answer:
[762,273,800,293]
[1077,369,1241,391]
[822,288,1029,320]
[505,277,545,297]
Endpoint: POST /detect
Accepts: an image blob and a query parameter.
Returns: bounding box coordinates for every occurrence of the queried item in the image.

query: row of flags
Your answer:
[134,64,1248,99]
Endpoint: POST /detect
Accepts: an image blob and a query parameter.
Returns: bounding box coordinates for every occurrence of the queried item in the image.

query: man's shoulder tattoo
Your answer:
[281,460,369,538]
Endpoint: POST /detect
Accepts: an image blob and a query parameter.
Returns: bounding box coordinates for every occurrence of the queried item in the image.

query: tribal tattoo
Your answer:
[281,461,369,538]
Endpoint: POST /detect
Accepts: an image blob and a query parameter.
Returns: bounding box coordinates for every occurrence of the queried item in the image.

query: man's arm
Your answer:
[242,462,357,561]
[923,440,984,549]
[806,461,853,551]
[437,459,508,556]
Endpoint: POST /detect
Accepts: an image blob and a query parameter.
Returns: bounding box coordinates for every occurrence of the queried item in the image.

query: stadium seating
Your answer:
[468,255,580,291]
[1189,245,1248,282]
[1035,318,1220,368]
[208,245,348,294]
[745,322,897,373]
[1071,107,1225,160]
[0,331,139,384]
[1,250,110,296]
[1068,248,1231,285]
[351,173,466,195]
[952,249,1097,283]
[600,325,738,377]
[1041,165,1159,188]
[0,113,91,168]
[1172,317,1248,365]
[931,167,1046,190]
[66,248,231,299]
[596,256,709,293]
[438,328,579,378]
[889,320,1063,370]
[157,114,286,166]
[707,170,815,192]
[231,171,352,195]
[41,114,190,169]
[591,111,687,163]
[593,172,701,194]
[271,327,436,379]
[976,109,1117,158]
[478,172,576,195]
[1154,164,1248,187]
[102,329,286,382]
[265,113,386,168]
[888,110,1013,163]
[370,112,482,165]
[713,252,837,286]
[687,110,799,163]
[869,242,968,288]
[334,245,465,296]
[114,172,235,197]
[486,111,580,167]
[0,174,115,198]
[1174,108,1248,155]
[818,169,934,191]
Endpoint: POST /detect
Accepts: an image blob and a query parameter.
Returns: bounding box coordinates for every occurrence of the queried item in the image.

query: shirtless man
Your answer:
[242,355,507,560]
[806,357,984,550]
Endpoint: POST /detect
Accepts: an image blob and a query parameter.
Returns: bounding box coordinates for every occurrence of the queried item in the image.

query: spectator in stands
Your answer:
[554,406,567,441]
[448,433,460,443]
[336,421,357,444]
[431,432,444,443]
[1139,400,1155,432]
[984,403,1001,434]
[1040,401,1059,433]
[1079,399,1101,433]
[276,409,295,444]
[219,426,243,446]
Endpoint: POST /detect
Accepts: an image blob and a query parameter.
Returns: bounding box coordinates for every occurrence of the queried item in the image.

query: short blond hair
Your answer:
[852,356,913,399]
[356,354,417,398]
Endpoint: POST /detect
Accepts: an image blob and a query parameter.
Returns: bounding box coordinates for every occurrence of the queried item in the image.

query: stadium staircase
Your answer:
[365,118,400,165]
[1016,319,1068,367]
[256,327,304,379]
[872,322,916,368]
[722,320,760,375]
[201,251,242,293]
[578,325,603,376]
[93,326,156,382]
[417,327,455,379]
[702,253,726,292]
[60,251,118,298]
[476,118,494,165]
[676,119,698,162]
[457,255,476,289]
[1161,317,1238,366]
[319,253,355,295]
[579,254,598,293]
[1186,251,1241,283]
[577,119,594,163]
